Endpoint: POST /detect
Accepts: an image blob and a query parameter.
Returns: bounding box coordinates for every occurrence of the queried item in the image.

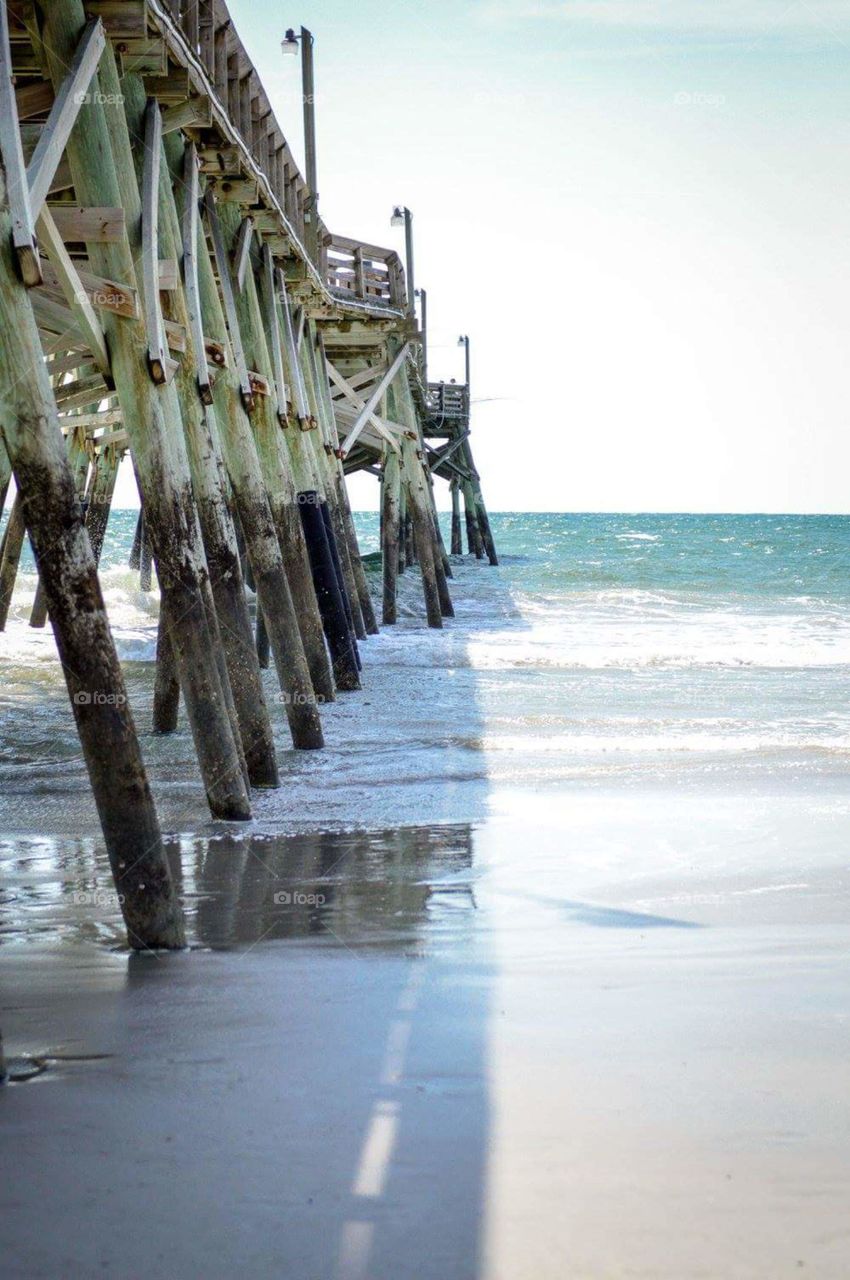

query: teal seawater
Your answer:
[4,508,849,601]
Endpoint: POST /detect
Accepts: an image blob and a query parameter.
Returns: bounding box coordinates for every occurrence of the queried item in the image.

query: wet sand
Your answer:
[1,794,848,1279]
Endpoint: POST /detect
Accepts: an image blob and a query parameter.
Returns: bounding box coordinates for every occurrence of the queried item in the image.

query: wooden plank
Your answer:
[119,38,167,75]
[203,187,253,408]
[143,66,191,102]
[158,257,179,290]
[39,259,139,319]
[232,214,253,291]
[180,141,212,404]
[35,207,111,376]
[47,204,125,243]
[59,409,123,430]
[15,79,54,120]
[212,176,258,203]
[0,0,40,283]
[276,268,310,423]
[141,98,174,384]
[164,318,187,352]
[26,18,106,217]
[260,242,286,422]
[85,1,148,38]
[161,95,213,134]
[339,344,410,459]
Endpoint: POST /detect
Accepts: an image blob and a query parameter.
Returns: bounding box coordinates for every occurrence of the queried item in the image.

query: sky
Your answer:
[130,1,850,510]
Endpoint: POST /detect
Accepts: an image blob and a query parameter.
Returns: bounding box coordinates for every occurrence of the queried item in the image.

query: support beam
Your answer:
[381,446,400,624]
[35,207,111,377]
[26,18,107,218]
[340,343,410,460]
[0,0,40,283]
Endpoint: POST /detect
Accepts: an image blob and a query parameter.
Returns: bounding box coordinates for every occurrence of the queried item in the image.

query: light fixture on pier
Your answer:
[457,335,468,346]
[390,206,405,227]
[281,27,299,55]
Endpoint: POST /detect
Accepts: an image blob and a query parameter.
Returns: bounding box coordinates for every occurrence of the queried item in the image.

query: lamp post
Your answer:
[283,26,318,258]
[457,333,470,397]
[416,287,428,386]
[391,205,415,316]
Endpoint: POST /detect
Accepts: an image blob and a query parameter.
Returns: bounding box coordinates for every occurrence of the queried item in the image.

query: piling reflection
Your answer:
[188,824,477,952]
[0,825,478,953]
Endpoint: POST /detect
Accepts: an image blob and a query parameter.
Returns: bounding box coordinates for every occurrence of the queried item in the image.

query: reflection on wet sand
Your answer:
[0,825,479,954]
[189,825,478,951]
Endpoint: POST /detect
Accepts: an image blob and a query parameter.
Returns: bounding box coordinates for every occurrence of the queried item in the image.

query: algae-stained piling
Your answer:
[0,0,497,951]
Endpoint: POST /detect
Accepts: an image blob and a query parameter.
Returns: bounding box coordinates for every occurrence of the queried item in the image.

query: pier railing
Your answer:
[427,381,469,423]
[325,235,407,310]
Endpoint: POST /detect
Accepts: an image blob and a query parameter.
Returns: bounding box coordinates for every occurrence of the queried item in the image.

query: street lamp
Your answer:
[390,205,415,315]
[457,334,470,393]
[283,25,318,256]
[416,287,428,386]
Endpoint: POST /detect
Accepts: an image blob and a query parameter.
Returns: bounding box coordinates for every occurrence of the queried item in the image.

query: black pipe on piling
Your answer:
[298,491,360,691]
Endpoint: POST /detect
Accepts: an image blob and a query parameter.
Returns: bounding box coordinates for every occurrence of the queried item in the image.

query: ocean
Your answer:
[1,510,848,1277]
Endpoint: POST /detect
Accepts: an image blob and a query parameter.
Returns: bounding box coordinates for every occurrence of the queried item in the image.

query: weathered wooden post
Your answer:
[174,151,324,745]
[30,424,90,627]
[0,168,184,950]
[152,613,180,733]
[0,492,25,630]
[210,196,336,705]
[381,445,401,624]
[450,481,462,555]
[39,3,251,820]
[84,444,121,565]
[400,438,442,628]
[463,479,484,558]
[273,279,360,685]
[298,321,366,640]
[392,364,454,620]
[315,332,379,635]
[126,87,278,788]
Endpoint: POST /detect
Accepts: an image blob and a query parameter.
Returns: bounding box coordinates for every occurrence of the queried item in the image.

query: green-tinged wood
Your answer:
[393,365,453,622]
[30,424,90,627]
[84,445,121,564]
[214,198,335,705]
[450,481,462,555]
[316,334,379,635]
[381,446,400,625]
[299,323,365,640]
[0,491,25,630]
[152,608,180,732]
[126,85,278,788]
[401,437,442,628]
[38,5,250,821]
[463,478,484,558]
[0,170,184,950]
[174,146,324,746]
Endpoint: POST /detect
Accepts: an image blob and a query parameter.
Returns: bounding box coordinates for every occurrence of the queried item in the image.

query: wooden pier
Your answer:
[0,0,497,950]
